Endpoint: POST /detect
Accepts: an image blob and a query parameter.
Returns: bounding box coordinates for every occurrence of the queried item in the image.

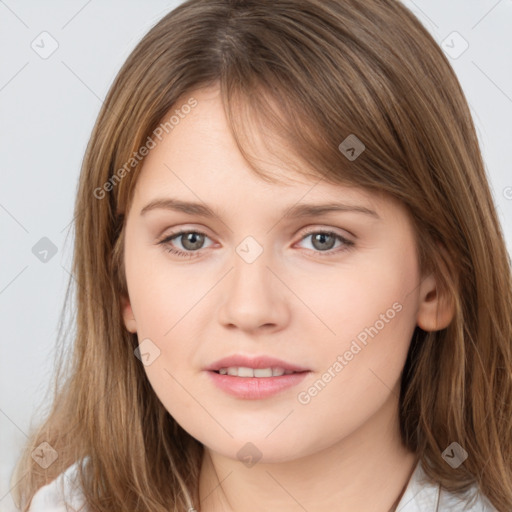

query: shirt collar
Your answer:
[395,460,440,511]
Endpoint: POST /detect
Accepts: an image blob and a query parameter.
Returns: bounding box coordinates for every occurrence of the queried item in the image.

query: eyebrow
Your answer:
[139,197,380,219]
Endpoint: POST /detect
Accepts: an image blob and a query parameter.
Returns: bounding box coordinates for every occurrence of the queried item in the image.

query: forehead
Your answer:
[128,85,393,219]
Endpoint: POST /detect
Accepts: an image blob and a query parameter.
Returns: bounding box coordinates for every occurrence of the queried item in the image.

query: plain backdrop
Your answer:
[1,1,511,510]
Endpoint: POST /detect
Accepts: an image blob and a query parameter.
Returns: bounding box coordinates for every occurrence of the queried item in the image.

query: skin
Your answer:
[121,85,454,512]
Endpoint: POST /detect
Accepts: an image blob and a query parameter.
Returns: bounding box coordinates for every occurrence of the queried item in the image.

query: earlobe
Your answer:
[121,294,137,333]
[416,272,455,331]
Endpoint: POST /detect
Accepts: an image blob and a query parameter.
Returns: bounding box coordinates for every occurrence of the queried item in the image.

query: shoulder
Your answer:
[396,460,498,512]
[28,461,88,512]
[437,486,498,512]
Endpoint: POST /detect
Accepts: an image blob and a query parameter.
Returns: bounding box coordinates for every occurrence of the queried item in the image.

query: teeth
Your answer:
[238,366,254,377]
[217,367,295,378]
[254,368,273,377]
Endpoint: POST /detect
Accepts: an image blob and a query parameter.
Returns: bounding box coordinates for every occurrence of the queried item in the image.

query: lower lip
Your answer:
[206,371,310,399]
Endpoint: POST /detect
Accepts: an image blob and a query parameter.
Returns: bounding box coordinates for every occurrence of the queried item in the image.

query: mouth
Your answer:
[204,355,311,399]
[213,367,301,377]
[205,354,310,373]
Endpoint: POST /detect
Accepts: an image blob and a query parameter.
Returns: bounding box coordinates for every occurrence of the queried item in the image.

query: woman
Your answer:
[13,0,512,510]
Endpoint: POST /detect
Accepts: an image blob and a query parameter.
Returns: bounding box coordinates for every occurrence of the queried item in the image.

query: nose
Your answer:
[217,246,291,333]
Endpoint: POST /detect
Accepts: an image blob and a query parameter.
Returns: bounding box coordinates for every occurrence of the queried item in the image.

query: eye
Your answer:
[158,230,213,258]
[296,229,354,256]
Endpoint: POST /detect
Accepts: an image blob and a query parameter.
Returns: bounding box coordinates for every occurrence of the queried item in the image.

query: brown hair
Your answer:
[12,0,512,510]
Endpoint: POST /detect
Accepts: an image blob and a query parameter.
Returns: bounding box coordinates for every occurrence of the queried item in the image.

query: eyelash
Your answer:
[157,228,355,259]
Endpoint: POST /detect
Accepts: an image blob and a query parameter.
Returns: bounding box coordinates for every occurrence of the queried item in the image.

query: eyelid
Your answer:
[157,228,215,249]
[156,223,214,238]
[295,224,354,241]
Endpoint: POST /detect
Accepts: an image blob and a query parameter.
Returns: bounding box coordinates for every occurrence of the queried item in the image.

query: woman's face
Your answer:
[121,85,439,463]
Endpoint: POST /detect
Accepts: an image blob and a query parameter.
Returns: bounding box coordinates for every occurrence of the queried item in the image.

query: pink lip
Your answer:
[204,355,310,372]
[204,354,310,400]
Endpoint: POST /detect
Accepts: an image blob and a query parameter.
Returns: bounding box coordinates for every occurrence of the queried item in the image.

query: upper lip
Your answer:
[204,355,310,372]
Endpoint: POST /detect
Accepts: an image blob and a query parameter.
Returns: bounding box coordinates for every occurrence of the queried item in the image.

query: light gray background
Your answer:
[1,1,511,510]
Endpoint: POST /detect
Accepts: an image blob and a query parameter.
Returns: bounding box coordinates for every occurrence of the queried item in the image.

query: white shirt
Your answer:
[28,459,498,511]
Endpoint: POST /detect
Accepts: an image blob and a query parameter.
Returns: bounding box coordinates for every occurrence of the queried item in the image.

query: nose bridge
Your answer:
[217,236,289,331]
[230,238,274,306]
[233,243,270,292]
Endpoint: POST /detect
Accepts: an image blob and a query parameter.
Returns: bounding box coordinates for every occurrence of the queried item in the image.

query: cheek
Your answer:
[294,244,420,404]
[126,245,206,337]
[124,249,204,409]
[296,246,419,348]
[291,299,417,454]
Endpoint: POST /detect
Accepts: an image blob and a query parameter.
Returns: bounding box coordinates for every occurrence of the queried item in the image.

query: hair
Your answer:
[12,0,512,510]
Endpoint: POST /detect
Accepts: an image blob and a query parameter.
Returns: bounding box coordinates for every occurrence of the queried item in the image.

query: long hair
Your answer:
[12,0,512,510]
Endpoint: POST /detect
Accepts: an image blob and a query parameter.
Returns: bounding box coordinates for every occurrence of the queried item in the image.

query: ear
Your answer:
[416,272,455,331]
[121,294,137,333]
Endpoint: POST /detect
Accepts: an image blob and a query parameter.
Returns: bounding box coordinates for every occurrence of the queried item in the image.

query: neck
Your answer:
[197,389,418,512]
